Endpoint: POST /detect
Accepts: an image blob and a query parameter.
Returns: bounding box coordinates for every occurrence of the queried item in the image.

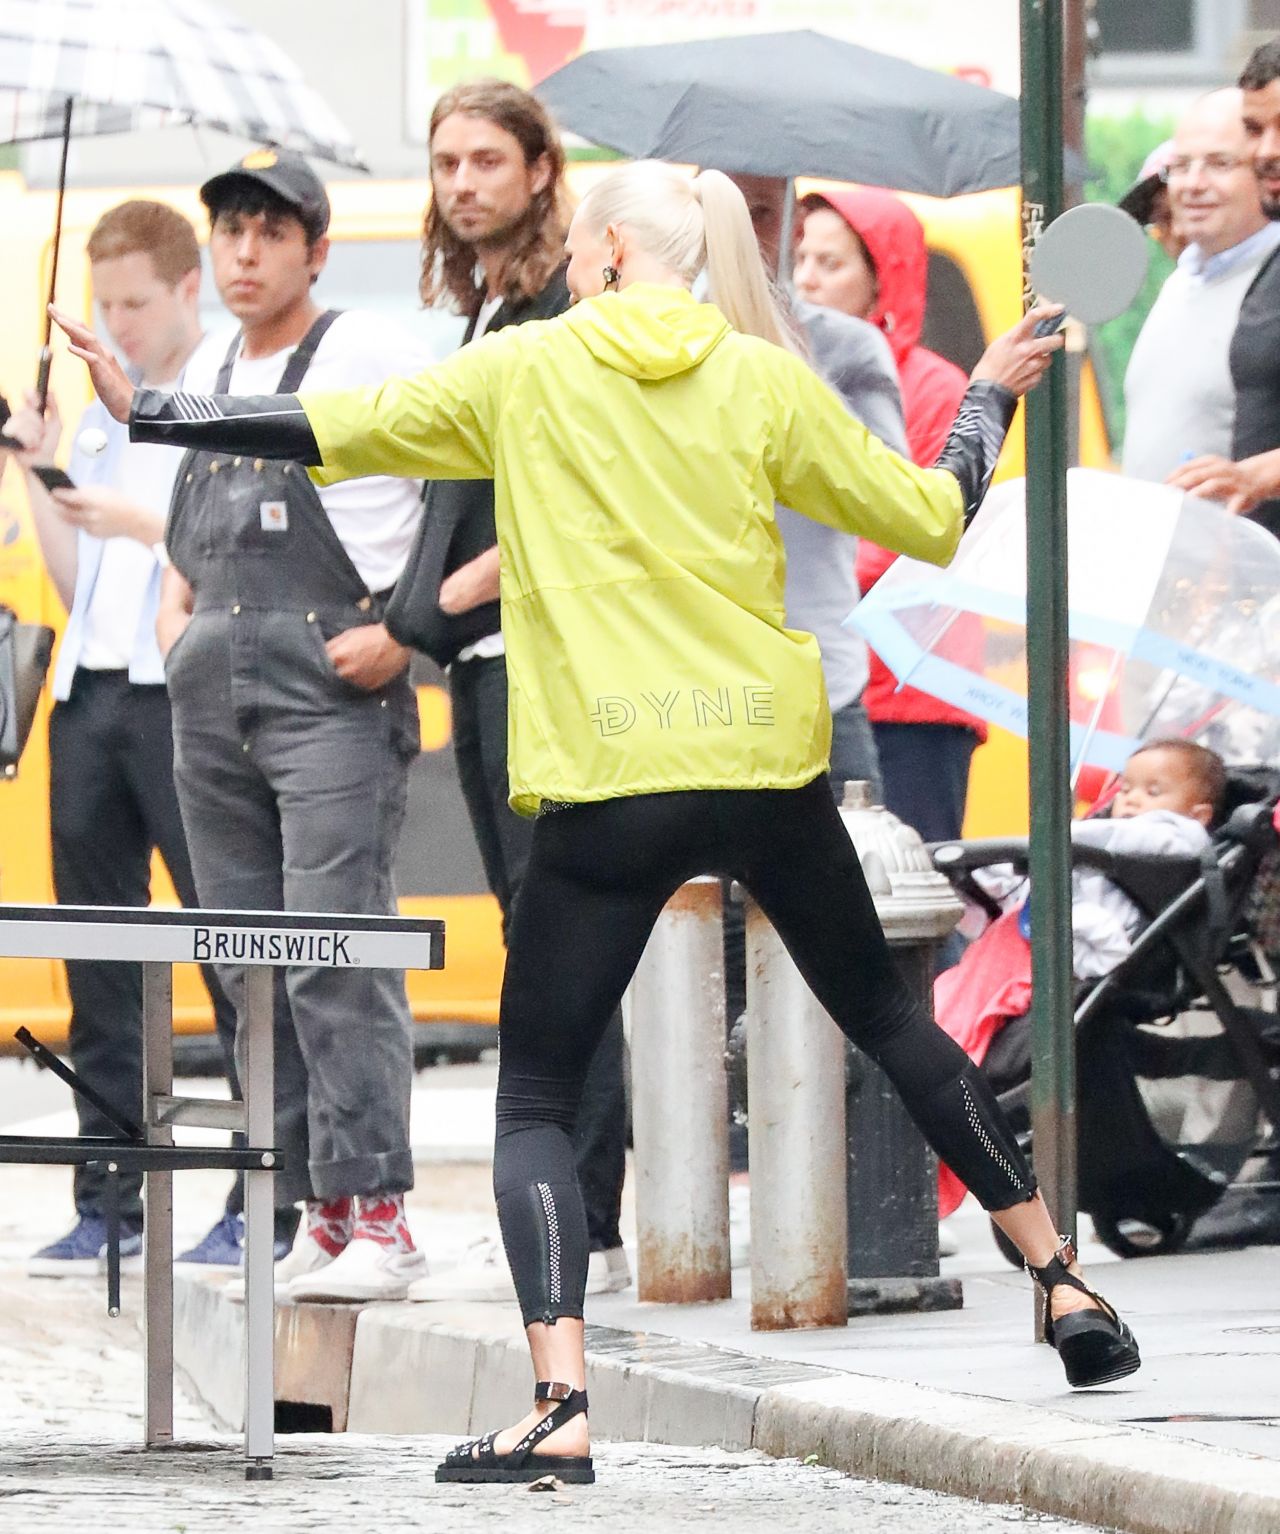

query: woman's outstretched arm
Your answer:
[49,304,504,483]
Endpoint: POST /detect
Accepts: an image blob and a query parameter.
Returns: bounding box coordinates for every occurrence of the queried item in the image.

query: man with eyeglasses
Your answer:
[1122,88,1278,486]
[1173,39,1280,530]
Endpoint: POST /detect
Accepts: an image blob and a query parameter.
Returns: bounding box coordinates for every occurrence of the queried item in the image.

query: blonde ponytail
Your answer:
[694,170,804,358]
[577,161,804,357]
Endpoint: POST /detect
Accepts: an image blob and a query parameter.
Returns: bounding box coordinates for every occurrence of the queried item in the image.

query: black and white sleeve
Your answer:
[129,388,323,463]
[932,380,1018,527]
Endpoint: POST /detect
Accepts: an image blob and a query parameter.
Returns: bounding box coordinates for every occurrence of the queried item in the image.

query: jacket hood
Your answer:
[562,284,731,380]
[811,189,927,367]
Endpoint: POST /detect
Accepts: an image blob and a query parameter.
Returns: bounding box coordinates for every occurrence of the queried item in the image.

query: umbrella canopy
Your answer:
[850,470,1280,772]
[0,0,366,167]
[537,29,1020,196]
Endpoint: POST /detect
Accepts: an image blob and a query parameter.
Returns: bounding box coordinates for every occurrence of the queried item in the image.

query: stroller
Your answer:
[931,767,1280,1262]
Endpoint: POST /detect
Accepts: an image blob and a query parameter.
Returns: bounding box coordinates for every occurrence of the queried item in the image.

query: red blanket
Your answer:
[935,911,1032,1217]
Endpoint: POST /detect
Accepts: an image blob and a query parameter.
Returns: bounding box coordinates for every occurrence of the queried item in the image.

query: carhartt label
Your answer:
[590,686,775,736]
[260,501,288,532]
[192,926,355,965]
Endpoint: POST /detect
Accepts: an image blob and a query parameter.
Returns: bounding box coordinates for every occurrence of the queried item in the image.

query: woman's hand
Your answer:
[969,306,1066,397]
[48,305,136,423]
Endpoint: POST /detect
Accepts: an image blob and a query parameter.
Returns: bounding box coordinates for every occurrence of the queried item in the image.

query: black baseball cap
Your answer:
[200,147,330,236]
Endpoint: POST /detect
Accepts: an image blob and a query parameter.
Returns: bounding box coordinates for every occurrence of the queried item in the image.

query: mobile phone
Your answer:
[31,465,76,494]
[1033,311,1068,339]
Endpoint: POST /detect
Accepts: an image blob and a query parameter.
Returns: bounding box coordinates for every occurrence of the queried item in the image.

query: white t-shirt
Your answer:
[181,311,432,592]
[79,395,184,671]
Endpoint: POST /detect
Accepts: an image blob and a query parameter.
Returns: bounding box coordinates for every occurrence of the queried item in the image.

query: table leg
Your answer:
[242,964,276,1480]
[142,961,174,1445]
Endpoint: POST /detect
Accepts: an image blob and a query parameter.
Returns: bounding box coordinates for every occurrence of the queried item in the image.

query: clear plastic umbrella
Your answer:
[850,468,1280,774]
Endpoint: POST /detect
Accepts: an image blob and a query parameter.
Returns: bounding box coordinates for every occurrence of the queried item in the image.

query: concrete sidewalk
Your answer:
[170,1191,1280,1534]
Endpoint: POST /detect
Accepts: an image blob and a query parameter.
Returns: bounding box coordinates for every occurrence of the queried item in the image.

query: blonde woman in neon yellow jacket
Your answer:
[54,160,1137,1482]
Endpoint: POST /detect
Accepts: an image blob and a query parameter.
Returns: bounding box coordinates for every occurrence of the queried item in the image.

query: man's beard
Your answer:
[450,204,533,254]
[1257,161,1280,220]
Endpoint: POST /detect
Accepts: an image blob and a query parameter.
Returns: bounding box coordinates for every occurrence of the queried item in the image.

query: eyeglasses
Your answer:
[1160,153,1248,182]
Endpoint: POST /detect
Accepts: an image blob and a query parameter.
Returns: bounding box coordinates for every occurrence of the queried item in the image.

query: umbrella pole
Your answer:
[1021,0,1076,1341]
[777,178,796,285]
[37,97,74,414]
[1069,648,1123,791]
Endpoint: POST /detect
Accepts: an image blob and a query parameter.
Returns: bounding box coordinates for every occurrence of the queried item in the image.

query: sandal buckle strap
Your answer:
[535,1380,575,1402]
[1025,1233,1078,1287]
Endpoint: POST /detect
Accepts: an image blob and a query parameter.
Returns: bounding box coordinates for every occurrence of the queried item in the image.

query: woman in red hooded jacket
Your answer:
[797,188,987,850]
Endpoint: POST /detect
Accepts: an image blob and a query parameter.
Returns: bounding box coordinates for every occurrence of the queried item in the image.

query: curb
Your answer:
[175,1273,1280,1533]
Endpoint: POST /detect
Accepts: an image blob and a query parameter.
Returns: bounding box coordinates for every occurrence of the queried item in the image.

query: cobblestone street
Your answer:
[0,1182,1110,1534]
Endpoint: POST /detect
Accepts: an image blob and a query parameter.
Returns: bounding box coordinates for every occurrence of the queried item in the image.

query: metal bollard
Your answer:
[837,782,965,1315]
[745,899,848,1331]
[627,876,731,1302]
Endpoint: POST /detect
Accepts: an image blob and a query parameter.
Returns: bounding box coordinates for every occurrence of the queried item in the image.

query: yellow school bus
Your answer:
[0,170,1111,1055]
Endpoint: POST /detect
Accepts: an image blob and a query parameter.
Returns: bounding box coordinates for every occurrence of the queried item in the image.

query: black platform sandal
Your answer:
[1026,1235,1141,1389]
[434,1381,594,1484]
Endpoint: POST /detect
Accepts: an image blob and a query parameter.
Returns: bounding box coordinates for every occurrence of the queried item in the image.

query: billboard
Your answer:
[403,0,1021,143]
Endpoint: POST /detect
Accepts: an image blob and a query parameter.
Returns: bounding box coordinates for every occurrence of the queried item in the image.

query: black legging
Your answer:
[493,776,1036,1327]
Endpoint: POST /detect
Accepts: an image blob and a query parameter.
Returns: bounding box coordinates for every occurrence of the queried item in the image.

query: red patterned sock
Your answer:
[354,1191,415,1253]
[305,1196,353,1258]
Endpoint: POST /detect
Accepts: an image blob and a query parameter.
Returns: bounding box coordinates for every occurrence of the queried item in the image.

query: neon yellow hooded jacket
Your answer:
[303,285,963,815]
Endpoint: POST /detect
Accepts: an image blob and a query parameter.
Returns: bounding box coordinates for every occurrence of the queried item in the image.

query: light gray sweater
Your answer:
[779,300,907,711]
[1122,250,1270,483]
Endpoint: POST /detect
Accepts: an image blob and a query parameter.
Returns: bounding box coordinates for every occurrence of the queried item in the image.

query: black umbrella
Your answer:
[537,30,1020,197]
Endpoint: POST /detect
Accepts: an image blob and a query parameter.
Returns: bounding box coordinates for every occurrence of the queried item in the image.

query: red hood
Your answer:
[813,188,927,369]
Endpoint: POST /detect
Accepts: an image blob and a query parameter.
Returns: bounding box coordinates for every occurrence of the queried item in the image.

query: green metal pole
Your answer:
[1020,0,1077,1333]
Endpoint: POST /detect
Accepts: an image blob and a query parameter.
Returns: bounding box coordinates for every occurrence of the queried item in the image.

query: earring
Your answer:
[602,264,620,291]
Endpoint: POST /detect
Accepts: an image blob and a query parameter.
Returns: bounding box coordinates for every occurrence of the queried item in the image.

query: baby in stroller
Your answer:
[927,736,1276,1251]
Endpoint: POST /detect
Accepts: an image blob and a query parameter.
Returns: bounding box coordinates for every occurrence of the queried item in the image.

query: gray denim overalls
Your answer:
[163,312,419,1204]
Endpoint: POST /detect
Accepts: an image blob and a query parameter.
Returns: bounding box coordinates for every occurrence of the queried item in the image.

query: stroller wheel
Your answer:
[1092,1210,1192,1259]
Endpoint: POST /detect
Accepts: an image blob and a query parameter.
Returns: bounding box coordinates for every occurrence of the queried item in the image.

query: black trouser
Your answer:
[493,778,1036,1327]
[450,652,625,1250]
[49,671,239,1224]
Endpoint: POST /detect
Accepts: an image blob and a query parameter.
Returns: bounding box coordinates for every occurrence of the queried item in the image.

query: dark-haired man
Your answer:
[1171,40,1280,530]
[157,149,434,1302]
[384,79,630,1304]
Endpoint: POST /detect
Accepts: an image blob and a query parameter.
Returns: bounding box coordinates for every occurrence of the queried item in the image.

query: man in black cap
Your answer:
[155,148,435,1302]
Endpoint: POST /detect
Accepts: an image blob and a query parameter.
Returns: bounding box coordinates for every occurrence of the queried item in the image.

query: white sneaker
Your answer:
[288,1235,426,1302]
[586,1245,631,1295]
[225,1228,339,1303]
[407,1236,515,1303]
[938,1222,959,1258]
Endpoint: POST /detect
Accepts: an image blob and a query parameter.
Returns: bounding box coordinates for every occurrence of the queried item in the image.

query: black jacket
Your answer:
[384,267,572,664]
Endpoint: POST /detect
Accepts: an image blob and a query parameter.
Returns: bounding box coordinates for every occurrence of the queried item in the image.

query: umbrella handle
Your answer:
[35,349,52,413]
